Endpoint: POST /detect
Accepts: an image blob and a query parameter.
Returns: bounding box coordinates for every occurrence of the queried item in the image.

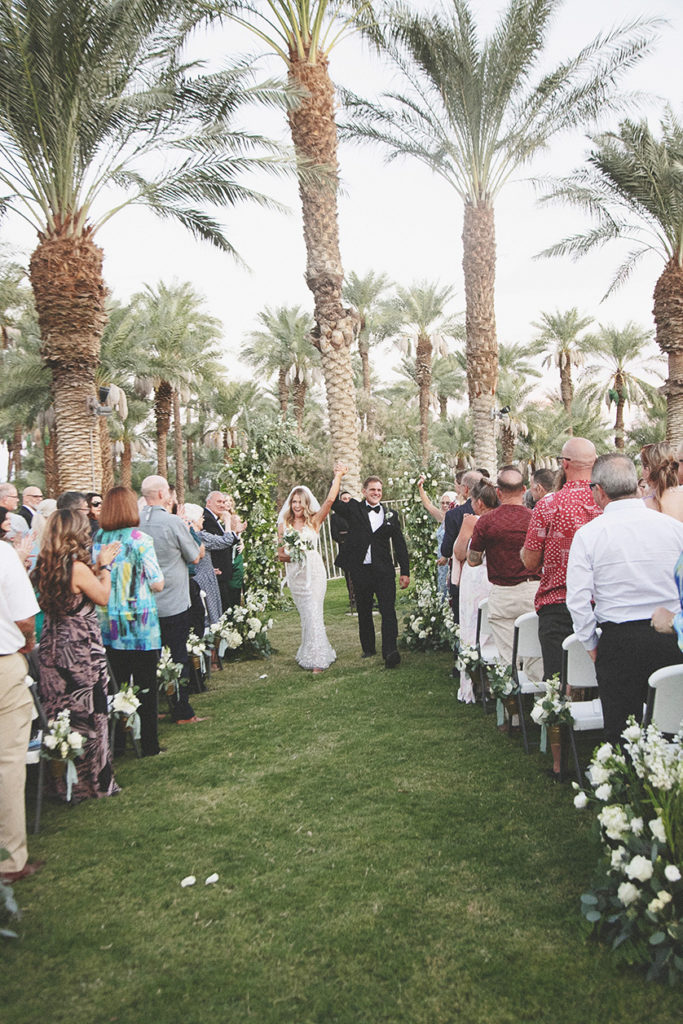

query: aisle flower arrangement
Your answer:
[110,682,141,740]
[211,588,274,658]
[157,646,182,697]
[401,582,459,652]
[574,718,683,984]
[454,642,480,678]
[388,461,452,589]
[485,661,519,725]
[530,675,571,751]
[41,709,84,801]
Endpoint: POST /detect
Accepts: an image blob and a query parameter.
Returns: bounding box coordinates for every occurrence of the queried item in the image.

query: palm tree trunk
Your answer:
[287,52,361,494]
[121,439,132,488]
[30,232,108,491]
[462,200,498,475]
[438,394,448,421]
[293,376,307,435]
[654,260,683,442]
[99,416,114,494]
[277,367,289,419]
[500,423,516,464]
[614,375,626,449]
[43,426,59,498]
[154,380,172,478]
[173,388,184,504]
[415,332,431,464]
[559,359,574,422]
[359,338,374,434]
[11,424,22,476]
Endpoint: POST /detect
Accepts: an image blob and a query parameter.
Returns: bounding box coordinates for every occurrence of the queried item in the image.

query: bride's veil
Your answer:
[277,486,321,526]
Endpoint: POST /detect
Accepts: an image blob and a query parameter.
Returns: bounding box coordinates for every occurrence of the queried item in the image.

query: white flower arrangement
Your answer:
[110,681,141,740]
[401,582,459,652]
[41,709,85,801]
[157,646,182,697]
[530,675,572,750]
[454,643,481,675]
[574,716,683,983]
[483,660,518,725]
[211,588,273,658]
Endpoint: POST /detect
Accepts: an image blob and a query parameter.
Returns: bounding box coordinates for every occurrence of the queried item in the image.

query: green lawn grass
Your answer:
[5,580,679,1024]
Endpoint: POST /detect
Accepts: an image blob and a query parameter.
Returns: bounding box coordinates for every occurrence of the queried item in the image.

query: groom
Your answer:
[333,476,410,668]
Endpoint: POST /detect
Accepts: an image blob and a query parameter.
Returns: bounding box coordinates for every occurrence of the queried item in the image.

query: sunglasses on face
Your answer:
[90,501,102,508]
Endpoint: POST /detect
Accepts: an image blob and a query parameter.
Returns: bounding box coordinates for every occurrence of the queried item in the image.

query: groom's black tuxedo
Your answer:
[332,497,409,660]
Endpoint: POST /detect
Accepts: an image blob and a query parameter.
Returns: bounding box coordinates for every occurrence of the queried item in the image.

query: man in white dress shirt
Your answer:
[566,454,683,746]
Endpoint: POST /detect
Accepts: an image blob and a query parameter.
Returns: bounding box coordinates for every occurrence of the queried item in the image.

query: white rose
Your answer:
[531,704,545,725]
[630,817,644,836]
[610,847,626,871]
[595,743,613,763]
[647,897,663,914]
[664,864,681,882]
[595,783,612,801]
[649,818,667,843]
[43,734,57,750]
[625,855,654,883]
[617,881,640,906]
[658,890,672,905]
[622,723,642,742]
[598,805,629,841]
[573,791,588,809]
[589,764,610,786]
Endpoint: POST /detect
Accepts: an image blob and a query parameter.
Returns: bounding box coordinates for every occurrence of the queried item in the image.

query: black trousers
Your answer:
[159,610,194,722]
[596,619,683,746]
[350,564,398,659]
[449,582,460,624]
[107,648,160,757]
[537,602,574,681]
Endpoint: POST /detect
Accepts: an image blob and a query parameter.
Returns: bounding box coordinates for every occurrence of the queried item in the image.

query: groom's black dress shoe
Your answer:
[385,650,401,669]
[362,651,376,659]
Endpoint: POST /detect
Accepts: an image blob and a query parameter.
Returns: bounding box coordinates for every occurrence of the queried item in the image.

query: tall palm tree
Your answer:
[580,322,662,450]
[242,305,318,428]
[387,281,459,463]
[431,353,466,421]
[343,0,655,472]
[495,342,541,463]
[222,1,377,494]
[540,110,683,440]
[530,308,594,419]
[0,0,288,490]
[343,269,394,435]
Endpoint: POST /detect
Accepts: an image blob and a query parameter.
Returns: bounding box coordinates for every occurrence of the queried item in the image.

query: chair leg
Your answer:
[568,727,583,787]
[33,760,45,835]
[517,692,530,754]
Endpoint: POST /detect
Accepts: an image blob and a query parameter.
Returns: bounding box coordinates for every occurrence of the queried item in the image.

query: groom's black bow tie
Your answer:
[366,503,381,513]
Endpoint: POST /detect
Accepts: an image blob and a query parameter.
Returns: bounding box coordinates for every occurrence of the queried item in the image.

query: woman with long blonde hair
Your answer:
[641,443,683,521]
[277,463,347,673]
[32,509,121,802]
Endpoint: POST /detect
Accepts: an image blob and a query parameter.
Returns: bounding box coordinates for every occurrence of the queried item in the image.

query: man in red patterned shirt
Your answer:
[520,437,601,679]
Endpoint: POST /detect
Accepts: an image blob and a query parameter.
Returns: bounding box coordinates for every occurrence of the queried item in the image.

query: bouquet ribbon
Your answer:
[540,724,547,753]
[65,759,78,802]
[496,699,504,727]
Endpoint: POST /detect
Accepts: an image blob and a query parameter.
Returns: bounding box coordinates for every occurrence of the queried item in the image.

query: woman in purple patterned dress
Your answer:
[32,509,121,802]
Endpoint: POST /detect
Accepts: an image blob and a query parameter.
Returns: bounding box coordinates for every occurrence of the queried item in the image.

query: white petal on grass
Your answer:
[205,873,219,885]
[180,875,196,887]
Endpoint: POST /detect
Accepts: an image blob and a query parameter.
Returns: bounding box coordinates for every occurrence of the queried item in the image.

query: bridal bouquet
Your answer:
[110,682,141,740]
[573,717,683,984]
[281,528,313,566]
[42,709,84,801]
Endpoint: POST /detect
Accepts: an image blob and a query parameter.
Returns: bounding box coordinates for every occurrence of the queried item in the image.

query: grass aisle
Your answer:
[6,580,679,1024]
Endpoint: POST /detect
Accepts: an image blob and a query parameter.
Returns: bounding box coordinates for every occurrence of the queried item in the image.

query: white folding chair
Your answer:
[644,665,683,733]
[475,598,499,711]
[510,611,546,753]
[560,634,604,785]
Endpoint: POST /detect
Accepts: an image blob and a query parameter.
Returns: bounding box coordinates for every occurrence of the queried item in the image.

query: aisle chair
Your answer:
[510,611,546,753]
[644,664,683,734]
[560,634,603,786]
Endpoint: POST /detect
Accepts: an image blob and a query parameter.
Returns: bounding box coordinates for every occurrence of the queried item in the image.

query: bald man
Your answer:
[521,437,602,679]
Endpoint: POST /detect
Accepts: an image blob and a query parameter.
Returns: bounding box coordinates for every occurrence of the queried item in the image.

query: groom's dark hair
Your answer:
[363,476,382,488]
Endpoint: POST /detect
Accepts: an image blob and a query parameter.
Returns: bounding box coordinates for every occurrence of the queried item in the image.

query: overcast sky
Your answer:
[4,0,680,386]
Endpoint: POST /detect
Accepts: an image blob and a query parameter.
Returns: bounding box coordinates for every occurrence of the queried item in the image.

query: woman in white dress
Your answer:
[277,463,347,673]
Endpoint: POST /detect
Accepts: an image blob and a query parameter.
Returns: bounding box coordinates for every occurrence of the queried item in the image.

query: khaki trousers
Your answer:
[487,580,542,681]
[0,652,32,873]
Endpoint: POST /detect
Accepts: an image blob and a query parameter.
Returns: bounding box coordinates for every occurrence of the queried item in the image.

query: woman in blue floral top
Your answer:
[94,487,164,756]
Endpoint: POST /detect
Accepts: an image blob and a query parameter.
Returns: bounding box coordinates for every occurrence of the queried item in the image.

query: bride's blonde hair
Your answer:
[284,487,316,529]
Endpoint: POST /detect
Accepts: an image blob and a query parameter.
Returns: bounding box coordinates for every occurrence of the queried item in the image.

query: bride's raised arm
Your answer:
[313,462,348,528]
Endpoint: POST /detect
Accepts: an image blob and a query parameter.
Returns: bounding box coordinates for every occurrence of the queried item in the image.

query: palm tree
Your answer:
[431,353,466,422]
[222,1,377,494]
[495,342,541,463]
[540,110,683,440]
[387,281,459,463]
[580,322,663,449]
[242,305,319,430]
[0,0,288,490]
[343,270,394,434]
[343,0,655,472]
[530,308,594,419]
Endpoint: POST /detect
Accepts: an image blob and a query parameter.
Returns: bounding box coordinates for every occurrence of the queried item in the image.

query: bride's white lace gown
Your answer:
[285,526,336,670]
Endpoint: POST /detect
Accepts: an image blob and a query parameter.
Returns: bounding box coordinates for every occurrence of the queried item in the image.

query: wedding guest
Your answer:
[180,502,241,627]
[0,541,42,882]
[85,492,103,537]
[18,485,44,528]
[224,493,245,607]
[640,443,683,521]
[203,491,236,611]
[417,476,457,599]
[0,483,28,538]
[521,438,600,680]
[440,470,483,620]
[526,468,555,508]
[94,487,165,757]
[567,454,683,746]
[468,466,540,674]
[32,509,121,802]
[330,490,356,612]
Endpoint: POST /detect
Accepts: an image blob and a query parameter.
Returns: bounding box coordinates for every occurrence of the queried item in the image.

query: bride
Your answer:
[277,462,347,673]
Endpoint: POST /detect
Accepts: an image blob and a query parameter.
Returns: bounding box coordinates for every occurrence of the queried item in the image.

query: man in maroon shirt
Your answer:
[520,437,601,679]
[468,466,540,672]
